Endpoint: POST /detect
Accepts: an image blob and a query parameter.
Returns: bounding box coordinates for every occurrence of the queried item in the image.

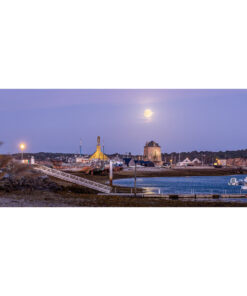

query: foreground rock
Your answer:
[0,160,63,193]
[0,161,101,195]
[0,174,62,192]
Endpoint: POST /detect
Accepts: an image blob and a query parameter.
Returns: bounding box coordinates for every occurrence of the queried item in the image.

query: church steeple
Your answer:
[90,136,109,160]
[96,136,101,152]
[97,136,100,146]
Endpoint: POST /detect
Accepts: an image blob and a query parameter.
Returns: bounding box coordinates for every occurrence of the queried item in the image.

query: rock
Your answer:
[0,174,63,192]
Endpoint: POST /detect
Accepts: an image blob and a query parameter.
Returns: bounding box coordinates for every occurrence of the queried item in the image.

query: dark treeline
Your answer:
[12,152,76,161]
[162,149,247,164]
[9,149,247,164]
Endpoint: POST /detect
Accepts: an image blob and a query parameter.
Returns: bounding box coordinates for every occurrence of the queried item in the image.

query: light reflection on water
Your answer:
[113,175,247,195]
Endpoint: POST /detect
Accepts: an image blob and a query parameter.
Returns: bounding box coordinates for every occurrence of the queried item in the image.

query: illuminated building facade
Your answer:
[144,141,162,164]
[90,136,109,161]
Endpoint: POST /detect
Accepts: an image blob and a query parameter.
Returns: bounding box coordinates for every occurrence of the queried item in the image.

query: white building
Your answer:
[31,156,35,165]
[177,157,202,167]
[75,157,90,164]
[177,157,192,167]
[191,158,202,166]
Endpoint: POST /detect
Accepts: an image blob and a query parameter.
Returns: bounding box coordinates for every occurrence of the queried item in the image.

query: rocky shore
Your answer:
[0,174,62,192]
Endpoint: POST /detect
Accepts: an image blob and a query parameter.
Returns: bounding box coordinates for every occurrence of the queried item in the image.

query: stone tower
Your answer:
[144,141,162,164]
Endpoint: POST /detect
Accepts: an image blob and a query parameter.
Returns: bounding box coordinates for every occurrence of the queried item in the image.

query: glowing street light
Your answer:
[19,143,26,160]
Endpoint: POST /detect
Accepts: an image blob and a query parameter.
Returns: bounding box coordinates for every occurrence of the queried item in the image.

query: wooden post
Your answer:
[109,160,113,186]
[134,161,137,196]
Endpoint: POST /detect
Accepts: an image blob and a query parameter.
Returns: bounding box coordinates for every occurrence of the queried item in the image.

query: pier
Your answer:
[34,165,112,194]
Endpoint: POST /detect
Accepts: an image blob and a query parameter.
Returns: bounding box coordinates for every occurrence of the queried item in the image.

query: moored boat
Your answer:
[241,177,247,190]
[228,178,239,186]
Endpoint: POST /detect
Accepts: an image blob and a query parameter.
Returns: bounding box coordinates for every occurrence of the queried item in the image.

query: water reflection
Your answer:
[114,175,247,195]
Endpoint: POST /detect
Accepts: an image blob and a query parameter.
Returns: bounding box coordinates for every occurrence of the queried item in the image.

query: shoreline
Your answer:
[0,190,247,207]
[0,166,247,207]
[70,166,247,185]
[66,166,247,195]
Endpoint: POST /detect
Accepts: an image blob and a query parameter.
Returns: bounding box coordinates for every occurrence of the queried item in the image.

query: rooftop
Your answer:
[145,141,160,148]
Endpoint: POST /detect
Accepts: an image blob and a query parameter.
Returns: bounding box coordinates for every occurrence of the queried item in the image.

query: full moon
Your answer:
[144,109,153,119]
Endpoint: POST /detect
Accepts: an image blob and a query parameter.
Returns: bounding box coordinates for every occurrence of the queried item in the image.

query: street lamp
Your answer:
[19,143,26,161]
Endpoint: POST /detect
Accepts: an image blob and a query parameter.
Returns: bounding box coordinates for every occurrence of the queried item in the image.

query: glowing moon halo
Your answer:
[144,109,153,119]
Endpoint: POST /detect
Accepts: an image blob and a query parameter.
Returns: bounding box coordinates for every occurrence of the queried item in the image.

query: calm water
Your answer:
[113,175,247,195]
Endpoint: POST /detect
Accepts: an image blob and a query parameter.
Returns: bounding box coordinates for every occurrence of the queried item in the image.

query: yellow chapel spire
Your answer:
[90,136,109,160]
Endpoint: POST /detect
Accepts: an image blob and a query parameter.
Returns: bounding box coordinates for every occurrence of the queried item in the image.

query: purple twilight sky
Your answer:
[0,89,246,155]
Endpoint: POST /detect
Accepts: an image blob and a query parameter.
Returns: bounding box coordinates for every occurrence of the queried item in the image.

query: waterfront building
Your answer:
[90,136,109,161]
[191,158,202,166]
[177,157,202,167]
[226,158,247,167]
[75,156,90,164]
[31,156,35,165]
[216,159,227,166]
[123,157,132,167]
[144,141,162,164]
[177,157,192,167]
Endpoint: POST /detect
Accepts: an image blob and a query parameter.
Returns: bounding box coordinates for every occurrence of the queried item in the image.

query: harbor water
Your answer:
[113,175,247,195]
